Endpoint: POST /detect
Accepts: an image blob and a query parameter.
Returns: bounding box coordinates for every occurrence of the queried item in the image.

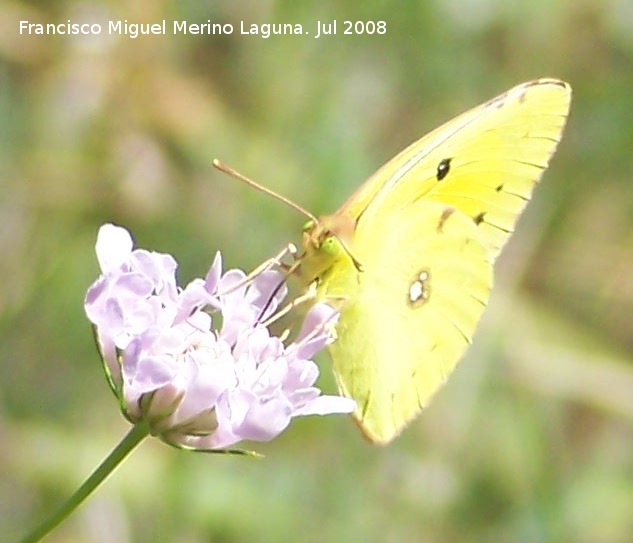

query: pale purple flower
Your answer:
[85,224,355,450]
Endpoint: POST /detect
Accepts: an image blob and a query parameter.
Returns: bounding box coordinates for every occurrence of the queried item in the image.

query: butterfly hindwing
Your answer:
[321,202,493,443]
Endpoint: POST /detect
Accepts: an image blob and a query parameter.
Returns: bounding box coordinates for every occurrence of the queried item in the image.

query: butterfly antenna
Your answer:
[213,159,319,224]
[213,159,363,273]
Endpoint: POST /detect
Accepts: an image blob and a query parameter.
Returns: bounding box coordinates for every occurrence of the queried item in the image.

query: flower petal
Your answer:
[95,224,133,274]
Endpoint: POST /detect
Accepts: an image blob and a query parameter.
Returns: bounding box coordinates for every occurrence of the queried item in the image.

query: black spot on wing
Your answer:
[436,158,452,181]
[474,212,486,225]
[472,211,512,234]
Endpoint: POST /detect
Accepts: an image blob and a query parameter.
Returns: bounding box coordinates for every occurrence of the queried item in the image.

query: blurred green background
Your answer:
[2,1,633,542]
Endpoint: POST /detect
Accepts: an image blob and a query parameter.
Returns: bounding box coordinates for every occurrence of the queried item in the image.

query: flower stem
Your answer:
[19,422,150,543]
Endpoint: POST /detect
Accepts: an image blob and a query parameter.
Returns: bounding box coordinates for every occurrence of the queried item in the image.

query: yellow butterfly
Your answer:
[294,78,572,444]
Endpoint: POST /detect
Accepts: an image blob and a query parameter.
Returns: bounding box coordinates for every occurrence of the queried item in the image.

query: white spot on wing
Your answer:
[408,270,430,306]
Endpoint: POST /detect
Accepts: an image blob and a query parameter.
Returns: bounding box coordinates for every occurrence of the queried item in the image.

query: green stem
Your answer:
[19,422,150,543]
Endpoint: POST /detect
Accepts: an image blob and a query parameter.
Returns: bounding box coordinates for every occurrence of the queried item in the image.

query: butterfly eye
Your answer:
[303,220,315,232]
[321,236,341,257]
[436,158,452,180]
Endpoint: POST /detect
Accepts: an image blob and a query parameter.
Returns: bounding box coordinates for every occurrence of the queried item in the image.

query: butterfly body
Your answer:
[297,79,572,444]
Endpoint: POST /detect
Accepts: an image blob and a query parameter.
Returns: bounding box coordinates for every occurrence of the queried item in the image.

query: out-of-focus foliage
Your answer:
[2,1,633,542]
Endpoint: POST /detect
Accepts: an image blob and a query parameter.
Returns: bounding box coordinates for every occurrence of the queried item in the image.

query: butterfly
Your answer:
[293,78,572,444]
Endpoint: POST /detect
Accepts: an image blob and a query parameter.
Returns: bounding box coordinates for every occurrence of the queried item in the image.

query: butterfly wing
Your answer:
[320,202,493,444]
[301,79,571,443]
[339,78,572,259]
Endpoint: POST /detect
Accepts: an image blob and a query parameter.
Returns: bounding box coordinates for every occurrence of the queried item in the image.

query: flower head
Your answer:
[85,224,355,450]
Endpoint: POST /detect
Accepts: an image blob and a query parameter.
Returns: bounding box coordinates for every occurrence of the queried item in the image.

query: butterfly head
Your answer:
[294,214,360,285]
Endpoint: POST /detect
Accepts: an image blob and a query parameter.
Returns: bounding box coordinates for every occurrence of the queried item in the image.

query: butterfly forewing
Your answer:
[343,79,572,259]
